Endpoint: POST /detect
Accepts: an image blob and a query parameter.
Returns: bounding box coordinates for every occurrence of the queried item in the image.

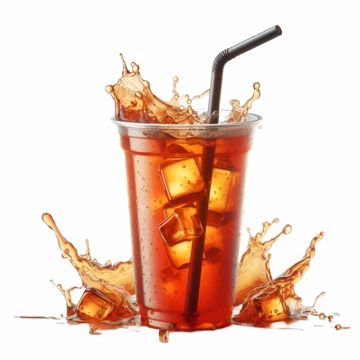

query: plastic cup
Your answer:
[114,114,261,330]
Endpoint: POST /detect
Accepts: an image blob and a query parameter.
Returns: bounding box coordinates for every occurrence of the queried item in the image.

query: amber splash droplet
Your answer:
[227,82,261,123]
[159,329,170,343]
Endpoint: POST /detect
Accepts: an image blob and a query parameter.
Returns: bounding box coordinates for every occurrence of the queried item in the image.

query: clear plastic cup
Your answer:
[114,113,262,330]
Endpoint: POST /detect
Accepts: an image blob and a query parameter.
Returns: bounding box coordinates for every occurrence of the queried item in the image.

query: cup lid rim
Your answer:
[112,112,262,130]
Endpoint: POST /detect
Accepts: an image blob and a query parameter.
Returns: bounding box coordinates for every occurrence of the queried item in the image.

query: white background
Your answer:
[0,0,359,358]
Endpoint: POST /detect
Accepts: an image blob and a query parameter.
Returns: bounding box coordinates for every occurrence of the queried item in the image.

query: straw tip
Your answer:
[275,25,282,35]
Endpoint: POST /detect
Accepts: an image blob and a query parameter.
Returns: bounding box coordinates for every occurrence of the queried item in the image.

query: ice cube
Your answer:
[253,291,288,322]
[165,240,192,269]
[162,201,196,219]
[76,288,115,321]
[209,167,240,213]
[162,224,223,268]
[160,158,205,202]
[159,206,203,246]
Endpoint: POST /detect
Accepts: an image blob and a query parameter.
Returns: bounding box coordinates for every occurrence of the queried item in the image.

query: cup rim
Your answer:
[112,112,262,130]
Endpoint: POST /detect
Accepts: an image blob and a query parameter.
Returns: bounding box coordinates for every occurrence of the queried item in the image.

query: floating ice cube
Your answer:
[76,288,114,321]
[162,202,196,218]
[209,167,240,213]
[165,240,192,269]
[160,158,205,202]
[159,206,203,246]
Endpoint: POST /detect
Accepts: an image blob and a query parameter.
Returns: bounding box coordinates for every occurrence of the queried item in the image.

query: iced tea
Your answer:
[118,118,260,330]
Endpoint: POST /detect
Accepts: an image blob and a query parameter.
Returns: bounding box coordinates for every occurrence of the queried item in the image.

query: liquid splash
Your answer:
[42,213,137,327]
[41,213,334,334]
[234,218,292,305]
[106,54,260,124]
[233,219,324,325]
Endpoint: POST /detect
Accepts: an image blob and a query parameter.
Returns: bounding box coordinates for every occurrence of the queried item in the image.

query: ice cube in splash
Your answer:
[160,158,205,202]
[159,206,203,246]
[253,290,288,322]
[76,288,115,321]
[236,287,289,324]
[209,167,240,213]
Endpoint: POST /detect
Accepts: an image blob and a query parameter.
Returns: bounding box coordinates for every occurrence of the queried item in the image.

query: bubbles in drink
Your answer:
[106,55,260,123]
[160,158,205,202]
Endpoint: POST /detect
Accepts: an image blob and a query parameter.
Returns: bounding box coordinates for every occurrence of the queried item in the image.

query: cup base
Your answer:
[139,305,232,331]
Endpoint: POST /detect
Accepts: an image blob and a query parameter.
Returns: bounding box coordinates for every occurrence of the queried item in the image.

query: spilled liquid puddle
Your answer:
[30,213,348,341]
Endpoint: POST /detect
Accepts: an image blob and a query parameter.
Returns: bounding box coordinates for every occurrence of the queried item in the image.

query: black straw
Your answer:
[208,25,282,123]
[184,25,282,318]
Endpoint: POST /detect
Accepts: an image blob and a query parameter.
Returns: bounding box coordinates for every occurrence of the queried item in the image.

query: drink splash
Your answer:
[233,219,323,325]
[105,54,260,123]
[41,213,340,337]
[42,213,138,332]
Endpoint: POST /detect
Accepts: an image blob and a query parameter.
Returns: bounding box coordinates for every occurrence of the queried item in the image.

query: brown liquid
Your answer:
[42,213,137,325]
[42,213,329,331]
[233,221,324,325]
[121,125,252,330]
[105,54,260,123]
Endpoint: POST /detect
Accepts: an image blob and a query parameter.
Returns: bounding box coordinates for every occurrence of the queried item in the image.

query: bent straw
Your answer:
[184,25,282,317]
